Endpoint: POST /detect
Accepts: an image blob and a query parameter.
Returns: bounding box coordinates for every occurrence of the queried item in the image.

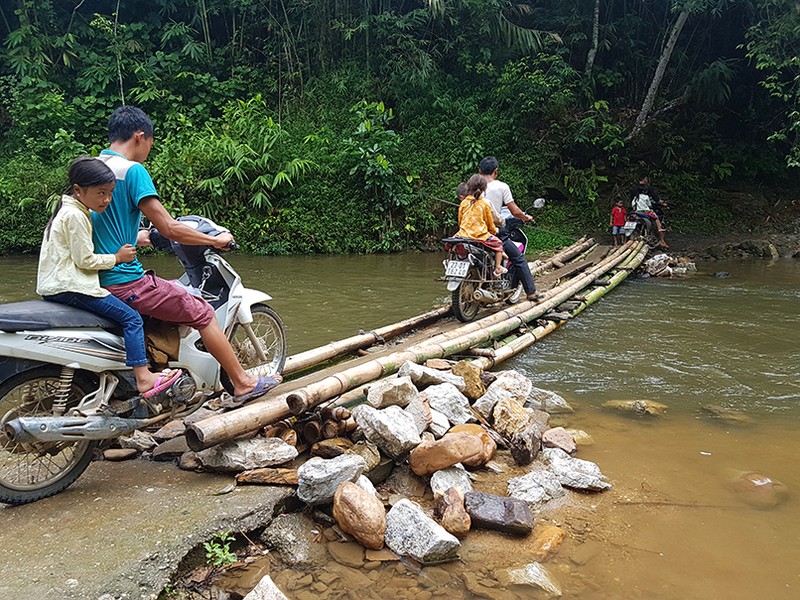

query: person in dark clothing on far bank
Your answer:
[479,157,545,301]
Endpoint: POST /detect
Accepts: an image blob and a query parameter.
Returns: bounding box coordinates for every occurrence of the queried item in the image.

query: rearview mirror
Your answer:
[532,198,546,209]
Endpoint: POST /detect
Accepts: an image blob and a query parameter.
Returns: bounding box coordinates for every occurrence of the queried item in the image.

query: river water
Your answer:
[0,252,798,599]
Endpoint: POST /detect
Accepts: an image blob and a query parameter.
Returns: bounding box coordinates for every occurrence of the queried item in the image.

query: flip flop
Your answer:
[234,374,283,404]
[142,369,184,399]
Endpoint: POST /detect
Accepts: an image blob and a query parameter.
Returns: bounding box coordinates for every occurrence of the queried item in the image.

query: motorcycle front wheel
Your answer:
[0,367,96,505]
[452,266,482,322]
[227,304,287,378]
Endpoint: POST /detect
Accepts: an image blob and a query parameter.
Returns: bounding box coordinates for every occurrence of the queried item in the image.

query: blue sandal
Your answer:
[233,374,283,403]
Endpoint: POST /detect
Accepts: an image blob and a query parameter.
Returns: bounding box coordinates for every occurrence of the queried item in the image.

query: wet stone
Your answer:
[463,491,534,536]
[260,513,329,567]
[565,429,594,446]
[327,541,366,568]
[434,487,471,538]
[297,454,368,505]
[530,524,566,561]
[499,563,562,597]
[727,470,789,509]
[366,548,399,562]
[242,574,288,600]
[542,427,577,455]
[602,399,668,416]
[418,566,452,589]
[385,499,461,564]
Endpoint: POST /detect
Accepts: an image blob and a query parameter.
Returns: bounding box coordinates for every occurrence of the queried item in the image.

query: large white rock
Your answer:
[352,404,422,458]
[430,464,473,497]
[507,469,565,506]
[243,575,289,600]
[297,454,368,505]
[195,438,298,472]
[526,387,574,414]
[428,409,451,438]
[385,499,460,564]
[541,448,612,491]
[425,383,474,426]
[473,385,516,420]
[366,376,419,409]
[405,396,433,434]
[398,361,466,391]
[490,370,534,403]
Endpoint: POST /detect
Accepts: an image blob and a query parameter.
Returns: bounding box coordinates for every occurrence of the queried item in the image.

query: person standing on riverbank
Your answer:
[610,198,626,246]
[479,157,544,301]
[92,106,281,402]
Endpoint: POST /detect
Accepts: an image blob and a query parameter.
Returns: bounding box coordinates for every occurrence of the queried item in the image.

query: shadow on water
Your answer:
[2,253,799,599]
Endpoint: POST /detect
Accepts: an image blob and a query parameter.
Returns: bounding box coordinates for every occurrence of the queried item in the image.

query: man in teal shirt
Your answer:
[92,106,280,401]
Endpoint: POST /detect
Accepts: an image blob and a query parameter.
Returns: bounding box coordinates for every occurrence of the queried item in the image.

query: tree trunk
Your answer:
[628,10,690,141]
[585,0,601,77]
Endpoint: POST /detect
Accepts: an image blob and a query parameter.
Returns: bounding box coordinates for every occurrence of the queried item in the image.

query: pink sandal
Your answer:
[142,369,183,399]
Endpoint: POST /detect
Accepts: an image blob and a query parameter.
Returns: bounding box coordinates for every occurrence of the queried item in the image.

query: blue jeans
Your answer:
[498,219,537,295]
[43,292,148,367]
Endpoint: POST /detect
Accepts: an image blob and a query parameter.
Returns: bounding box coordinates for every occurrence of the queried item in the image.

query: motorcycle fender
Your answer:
[235,288,273,325]
[446,280,462,292]
[0,356,49,388]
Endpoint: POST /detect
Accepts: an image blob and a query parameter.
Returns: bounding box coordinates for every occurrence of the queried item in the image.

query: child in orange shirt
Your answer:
[456,174,507,276]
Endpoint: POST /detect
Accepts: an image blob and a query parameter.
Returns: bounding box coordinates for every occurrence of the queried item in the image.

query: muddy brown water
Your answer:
[0,253,798,599]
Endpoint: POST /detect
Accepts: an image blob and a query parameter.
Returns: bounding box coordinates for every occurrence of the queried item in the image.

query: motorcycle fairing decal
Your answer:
[24,335,127,363]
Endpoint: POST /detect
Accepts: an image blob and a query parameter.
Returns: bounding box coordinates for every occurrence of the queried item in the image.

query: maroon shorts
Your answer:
[479,235,504,252]
[105,271,216,330]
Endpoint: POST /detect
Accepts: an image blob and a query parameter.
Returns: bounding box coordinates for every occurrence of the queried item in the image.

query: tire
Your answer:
[223,304,287,392]
[0,367,96,505]
[641,219,661,248]
[452,266,482,322]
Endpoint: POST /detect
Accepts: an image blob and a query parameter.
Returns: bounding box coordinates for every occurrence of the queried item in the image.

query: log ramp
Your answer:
[186,238,647,451]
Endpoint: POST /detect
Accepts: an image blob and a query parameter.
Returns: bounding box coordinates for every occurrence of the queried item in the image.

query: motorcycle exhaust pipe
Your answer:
[472,288,500,303]
[3,415,148,444]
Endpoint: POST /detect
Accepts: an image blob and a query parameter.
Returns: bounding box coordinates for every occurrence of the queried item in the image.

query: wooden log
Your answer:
[186,241,638,450]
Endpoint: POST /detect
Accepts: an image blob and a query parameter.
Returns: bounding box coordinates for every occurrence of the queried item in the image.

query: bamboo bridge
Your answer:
[186,238,648,451]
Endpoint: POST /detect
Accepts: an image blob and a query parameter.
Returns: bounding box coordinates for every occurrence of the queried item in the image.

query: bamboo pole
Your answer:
[282,305,452,375]
[469,244,648,368]
[185,242,639,450]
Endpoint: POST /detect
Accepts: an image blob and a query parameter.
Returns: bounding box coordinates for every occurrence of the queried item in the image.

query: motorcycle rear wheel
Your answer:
[227,304,287,379]
[0,367,96,505]
[452,266,482,322]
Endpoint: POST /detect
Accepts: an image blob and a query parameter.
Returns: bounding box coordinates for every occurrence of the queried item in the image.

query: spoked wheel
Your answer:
[0,368,95,505]
[452,266,482,322]
[227,304,287,378]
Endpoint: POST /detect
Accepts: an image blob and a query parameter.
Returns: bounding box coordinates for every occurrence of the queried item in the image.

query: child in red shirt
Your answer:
[610,199,626,246]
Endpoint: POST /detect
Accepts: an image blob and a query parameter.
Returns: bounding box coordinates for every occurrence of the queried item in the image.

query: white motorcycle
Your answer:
[0,216,286,505]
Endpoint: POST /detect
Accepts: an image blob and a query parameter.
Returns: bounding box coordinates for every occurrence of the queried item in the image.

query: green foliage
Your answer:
[203,530,236,568]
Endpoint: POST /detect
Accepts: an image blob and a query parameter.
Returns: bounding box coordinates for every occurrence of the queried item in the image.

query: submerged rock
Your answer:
[530,524,566,561]
[297,454,367,505]
[260,513,329,567]
[385,499,461,564]
[602,399,668,416]
[242,574,289,600]
[701,404,754,425]
[499,562,562,597]
[195,438,298,472]
[464,491,534,536]
[541,448,612,491]
[726,470,789,509]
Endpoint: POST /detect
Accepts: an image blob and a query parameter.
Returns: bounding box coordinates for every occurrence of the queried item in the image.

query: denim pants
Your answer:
[43,292,148,367]
[498,219,537,294]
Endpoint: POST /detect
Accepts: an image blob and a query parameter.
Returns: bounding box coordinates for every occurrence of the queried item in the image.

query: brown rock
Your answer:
[345,441,381,471]
[365,548,399,562]
[434,487,471,538]
[103,448,138,461]
[448,424,496,467]
[236,467,299,485]
[424,359,455,370]
[327,540,367,567]
[510,424,542,466]
[153,419,186,442]
[179,451,202,471]
[312,437,354,458]
[542,427,577,455]
[728,470,790,509]
[408,432,485,476]
[451,361,486,401]
[151,436,190,461]
[332,482,387,549]
[493,398,532,438]
[530,524,566,561]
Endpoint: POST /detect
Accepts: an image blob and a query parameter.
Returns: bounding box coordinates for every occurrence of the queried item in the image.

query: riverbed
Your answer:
[0,253,797,599]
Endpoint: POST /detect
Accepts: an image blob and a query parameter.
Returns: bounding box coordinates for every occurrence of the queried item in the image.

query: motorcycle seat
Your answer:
[441,236,484,245]
[0,300,121,333]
